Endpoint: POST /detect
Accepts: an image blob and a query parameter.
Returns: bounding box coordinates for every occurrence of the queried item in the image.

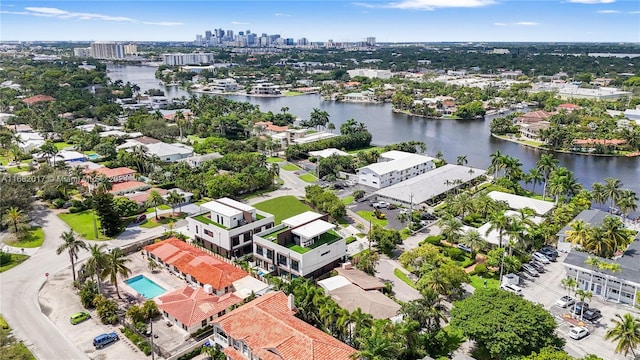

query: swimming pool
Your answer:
[87,153,101,160]
[125,275,166,299]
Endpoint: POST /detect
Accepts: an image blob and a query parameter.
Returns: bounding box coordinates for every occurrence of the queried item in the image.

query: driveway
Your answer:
[375,255,421,303]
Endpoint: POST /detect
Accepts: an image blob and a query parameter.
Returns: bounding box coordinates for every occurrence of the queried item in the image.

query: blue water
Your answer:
[125,275,166,299]
[87,154,101,160]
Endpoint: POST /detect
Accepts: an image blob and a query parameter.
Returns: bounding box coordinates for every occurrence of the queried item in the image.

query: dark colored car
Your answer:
[528,261,545,273]
[540,247,558,261]
[571,302,590,315]
[582,308,602,322]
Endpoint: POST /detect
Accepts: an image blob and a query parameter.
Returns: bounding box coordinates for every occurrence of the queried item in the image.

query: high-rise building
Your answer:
[205,30,212,41]
[73,47,91,58]
[162,53,215,66]
[123,44,137,55]
[366,37,376,46]
[90,42,124,59]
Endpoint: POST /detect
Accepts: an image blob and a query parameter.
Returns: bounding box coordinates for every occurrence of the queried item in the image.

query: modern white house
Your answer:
[252,211,347,279]
[187,198,275,259]
[145,142,193,162]
[357,150,436,189]
[16,132,45,152]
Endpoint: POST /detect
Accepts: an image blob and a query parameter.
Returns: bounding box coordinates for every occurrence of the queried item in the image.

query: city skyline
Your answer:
[0,1,639,43]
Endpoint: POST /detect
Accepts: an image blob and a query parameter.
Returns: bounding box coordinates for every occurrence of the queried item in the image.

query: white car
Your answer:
[555,295,575,308]
[568,326,589,340]
[532,252,550,264]
[500,283,523,296]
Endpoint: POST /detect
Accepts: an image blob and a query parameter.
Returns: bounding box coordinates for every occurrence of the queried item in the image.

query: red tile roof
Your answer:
[157,286,242,327]
[572,138,626,146]
[254,121,288,133]
[558,103,579,109]
[145,238,249,291]
[126,188,166,204]
[87,167,136,179]
[110,181,149,194]
[215,291,357,360]
[517,110,554,124]
[22,95,55,105]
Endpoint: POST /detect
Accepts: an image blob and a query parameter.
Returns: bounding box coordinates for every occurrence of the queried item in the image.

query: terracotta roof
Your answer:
[516,110,554,124]
[157,286,242,327]
[163,111,194,121]
[254,121,288,133]
[87,167,136,179]
[442,101,456,107]
[558,103,579,109]
[215,291,357,360]
[145,238,249,291]
[572,138,626,146]
[131,136,162,145]
[110,181,149,195]
[22,95,55,105]
[223,347,245,360]
[126,188,167,204]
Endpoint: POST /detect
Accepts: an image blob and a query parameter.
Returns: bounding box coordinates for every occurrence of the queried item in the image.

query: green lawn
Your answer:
[266,157,285,163]
[394,268,417,289]
[54,142,73,150]
[194,197,211,205]
[346,146,384,155]
[0,315,36,359]
[469,275,500,290]
[139,220,163,229]
[341,196,354,205]
[356,210,388,227]
[58,210,107,240]
[6,167,23,174]
[284,91,304,96]
[0,254,30,273]
[187,135,207,143]
[5,227,44,248]
[281,164,301,171]
[253,196,313,225]
[146,204,171,213]
[299,173,317,182]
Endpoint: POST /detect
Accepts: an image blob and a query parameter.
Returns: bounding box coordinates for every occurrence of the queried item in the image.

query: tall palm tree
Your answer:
[3,207,27,233]
[525,167,544,195]
[56,231,88,282]
[147,190,165,220]
[269,163,280,184]
[536,153,559,201]
[437,215,463,242]
[616,189,638,224]
[400,288,448,330]
[566,219,591,248]
[600,216,630,256]
[350,308,373,340]
[561,277,578,297]
[101,248,131,299]
[603,177,623,213]
[591,182,607,209]
[605,313,640,358]
[84,243,108,292]
[486,212,510,248]
[352,320,402,360]
[40,140,58,166]
[459,229,486,253]
[489,150,505,178]
[575,289,592,320]
[166,190,184,216]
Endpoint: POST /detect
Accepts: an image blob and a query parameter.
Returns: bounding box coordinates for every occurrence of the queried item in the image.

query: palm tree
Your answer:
[603,177,623,213]
[166,190,184,216]
[616,189,638,224]
[456,155,468,166]
[575,289,592,320]
[485,212,510,248]
[269,163,280,184]
[591,182,607,209]
[600,216,630,255]
[3,207,27,234]
[147,190,165,220]
[561,277,578,297]
[459,229,486,253]
[56,231,88,282]
[400,288,447,330]
[437,215,463,242]
[84,243,108,292]
[536,153,559,200]
[309,108,330,131]
[40,140,58,166]
[101,248,132,299]
[352,320,402,360]
[584,256,600,293]
[489,150,505,178]
[566,219,591,248]
[449,193,473,218]
[525,167,544,195]
[605,313,640,358]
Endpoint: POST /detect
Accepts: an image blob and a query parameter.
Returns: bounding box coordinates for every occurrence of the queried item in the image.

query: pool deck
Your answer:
[119,253,185,302]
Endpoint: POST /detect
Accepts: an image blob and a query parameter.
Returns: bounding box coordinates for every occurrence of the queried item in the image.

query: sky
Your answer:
[0,0,639,43]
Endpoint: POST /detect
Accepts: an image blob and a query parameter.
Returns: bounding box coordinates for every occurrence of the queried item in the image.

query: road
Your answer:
[0,204,89,360]
[375,256,421,302]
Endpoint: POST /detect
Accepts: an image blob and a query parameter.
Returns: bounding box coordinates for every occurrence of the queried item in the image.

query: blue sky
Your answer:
[1,0,639,42]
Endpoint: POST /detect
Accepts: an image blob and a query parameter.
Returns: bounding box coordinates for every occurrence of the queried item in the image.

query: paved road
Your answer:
[0,204,89,360]
[375,256,421,303]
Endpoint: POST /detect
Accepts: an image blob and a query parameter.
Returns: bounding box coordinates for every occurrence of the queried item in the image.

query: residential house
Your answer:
[251,82,280,95]
[117,137,193,162]
[357,150,436,189]
[556,209,613,249]
[211,78,238,92]
[623,107,640,121]
[157,286,242,334]
[486,191,554,216]
[21,94,55,106]
[188,198,275,259]
[515,110,553,125]
[144,238,249,295]
[519,121,550,141]
[16,132,45,152]
[178,152,223,167]
[210,291,357,360]
[308,148,350,159]
[342,90,375,102]
[50,150,86,164]
[557,103,580,112]
[571,138,626,152]
[253,211,347,278]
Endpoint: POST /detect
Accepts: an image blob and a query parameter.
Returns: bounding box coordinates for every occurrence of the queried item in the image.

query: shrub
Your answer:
[93,295,119,324]
[79,281,99,309]
[422,235,444,246]
[177,347,204,360]
[470,264,488,276]
[68,207,82,214]
[345,236,357,244]
[455,257,476,268]
[446,247,464,261]
[0,251,12,265]
[52,198,66,208]
[120,327,152,356]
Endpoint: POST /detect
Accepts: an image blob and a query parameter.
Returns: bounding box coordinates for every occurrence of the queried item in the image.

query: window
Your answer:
[278,254,287,266]
[202,319,207,327]
[291,260,299,272]
[321,250,330,256]
[256,245,263,256]
[232,237,240,246]
[266,249,274,260]
[204,229,214,237]
[244,233,251,242]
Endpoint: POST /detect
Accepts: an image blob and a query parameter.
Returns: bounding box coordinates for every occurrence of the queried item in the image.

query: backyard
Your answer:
[253,196,313,224]
[356,210,388,227]
[58,210,106,240]
[298,173,318,183]
[4,227,44,248]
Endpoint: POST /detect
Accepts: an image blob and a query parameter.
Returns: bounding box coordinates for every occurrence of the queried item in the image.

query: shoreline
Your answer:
[491,134,640,158]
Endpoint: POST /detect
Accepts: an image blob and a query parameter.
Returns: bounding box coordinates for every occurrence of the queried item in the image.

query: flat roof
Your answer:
[487,191,554,215]
[291,219,335,239]
[335,266,386,290]
[308,148,350,158]
[200,200,242,217]
[318,275,352,292]
[563,237,640,284]
[557,209,609,237]
[282,211,324,228]
[216,197,255,212]
[362,153,434,176]
[326,283,401,320]
[375,164,486,204]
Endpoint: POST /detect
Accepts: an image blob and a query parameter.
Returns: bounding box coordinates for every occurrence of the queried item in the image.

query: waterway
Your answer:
[107,64,640,197]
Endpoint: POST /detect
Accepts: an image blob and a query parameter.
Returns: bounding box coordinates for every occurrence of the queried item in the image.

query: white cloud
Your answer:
[494,22,507,26]
[231,21,249,25]
[568,0,615,3]
[274,13,291,17]
[353,0,496,10]
[630,11,640,14]
[515,21,538,26]
[597,9,620,13]
[3,6,181,26]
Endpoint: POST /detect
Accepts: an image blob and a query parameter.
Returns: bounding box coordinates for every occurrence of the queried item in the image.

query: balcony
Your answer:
[287,230,342,254]
[193,213,230,230]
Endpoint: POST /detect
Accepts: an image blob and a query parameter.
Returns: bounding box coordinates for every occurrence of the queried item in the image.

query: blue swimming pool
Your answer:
[87,153,101,160]
[125,275,166,299]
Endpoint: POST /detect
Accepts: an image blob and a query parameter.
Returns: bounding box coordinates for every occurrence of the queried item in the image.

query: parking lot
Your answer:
[518,251,636,360]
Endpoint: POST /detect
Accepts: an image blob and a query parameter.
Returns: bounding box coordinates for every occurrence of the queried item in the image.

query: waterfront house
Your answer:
[253,211,347,278]
[187,198,275,259]
[571,138,626,153]
[357,150,436,189]
[519,121,550,141]
[487,191,554,216]
[210,291,357,360]
[515,110,553,124]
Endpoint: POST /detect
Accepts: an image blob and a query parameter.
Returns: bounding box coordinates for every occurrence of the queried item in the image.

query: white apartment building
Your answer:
[162,53,214,66]
[188,198,275,259]
[90,42,125,59]
[73,47,91,58]
[211,78,238,92]
[347,69,392,79]
[253,211,347,278]
[357,150,436,189]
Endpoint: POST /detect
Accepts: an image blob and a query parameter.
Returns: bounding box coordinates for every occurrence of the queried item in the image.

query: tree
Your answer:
[84,243,108,292]
[537,154,559,201]
[526,168,544,195]
[3,207,27,234]
[522,347,574,360]
[56,230,88,282]
[352,319,403,360]
[450,289,564,359]
[485,212,510,248]
[605,313,640,358]
[40,140,58,165]
[147,190,165,220]
[456,155,468,166]
[166,190,184,215]
[355,250,379,275]
[575,289,592,320]
[400,288,448,331]
[92,190,122,237]
[616,189,638,224]
[101,248,131,299]
[566,219,591,248]
[459,229,486,253]
[561,277,578,297]
[437,215,463,242]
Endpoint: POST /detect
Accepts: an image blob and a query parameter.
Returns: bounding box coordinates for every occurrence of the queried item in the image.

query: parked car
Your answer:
[457,244,473,253]
[399,208,411,215]
[571,302,589,315]
[500,283,524,296]
[582,308,602,322]
[532,252,551,264]
[568,326,590,340]
[521,263,540,277]
[93,332,119,349]
[555,295,575,308]
[387,203,397,210]
[528,261,545,273]
[421,212,437,221]
[540,247,558,261]
[70,311,91,325]
[372,201,388,209]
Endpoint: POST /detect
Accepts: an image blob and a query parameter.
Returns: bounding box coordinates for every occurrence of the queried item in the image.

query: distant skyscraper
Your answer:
[366,37,376,46]
[123,44,137,55]
[205,30,212,41]
[90,41,124,59]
